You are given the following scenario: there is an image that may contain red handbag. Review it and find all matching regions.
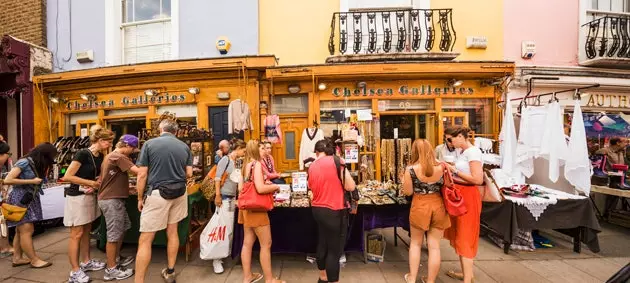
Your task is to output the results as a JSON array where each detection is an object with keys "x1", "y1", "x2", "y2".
[
  {"x1": 441, "y1": 163, "x2": 468, "y2": 217},
  {"x1": 238, "y1": 162, "x2": 274, "y2": 211}
]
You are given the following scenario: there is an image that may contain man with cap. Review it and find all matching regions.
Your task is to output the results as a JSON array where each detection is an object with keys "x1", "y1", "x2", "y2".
[{"x1": 97, "y1": 134, "x2": 141, "y2": 281}]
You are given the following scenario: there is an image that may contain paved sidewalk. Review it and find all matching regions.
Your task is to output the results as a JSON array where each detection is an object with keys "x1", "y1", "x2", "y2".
[{"x1": 1, "y1": 223, "x2": 628, "y2": 283}]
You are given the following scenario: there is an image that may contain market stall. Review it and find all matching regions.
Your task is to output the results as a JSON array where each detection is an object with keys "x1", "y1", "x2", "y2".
[
  {"x1": 230, "y1": 181, "x2": 411, "y2": 260},
  {"x1": 480, "y1": 89, "x2": 602, "y2": 254}
]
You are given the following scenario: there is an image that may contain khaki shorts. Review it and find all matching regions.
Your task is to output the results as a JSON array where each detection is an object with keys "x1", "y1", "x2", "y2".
[
  {"x1": 139, "y1": 192, "x2": 187, "y2": 232},
  {"x1": 64, "y1": 194, "x2": 101, "y2": 227},
  {"x1": 98, "y1": 199, "x2": 131, "y2": 242},
  {"x1": 409, "y1": 193, "x2": 451, "y2": 231}
]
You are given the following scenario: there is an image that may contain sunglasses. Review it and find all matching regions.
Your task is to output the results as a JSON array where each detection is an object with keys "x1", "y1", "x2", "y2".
[{"x1": 446, "y1": 137, "x2": 453, "y2": 143}]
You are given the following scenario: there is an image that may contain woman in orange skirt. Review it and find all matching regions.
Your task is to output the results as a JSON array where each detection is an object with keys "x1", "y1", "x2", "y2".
[{"x1": 444, "y1": 126, "x2": 484, "y2": 283}]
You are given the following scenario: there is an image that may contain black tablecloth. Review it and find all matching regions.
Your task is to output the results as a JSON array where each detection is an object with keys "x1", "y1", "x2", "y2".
[
  {"x1": 231, "y1": 205, "x2": 410, "y2": 258},
  {"x1": 481, "y1": 198, "x2": 602, "y2": 253}
]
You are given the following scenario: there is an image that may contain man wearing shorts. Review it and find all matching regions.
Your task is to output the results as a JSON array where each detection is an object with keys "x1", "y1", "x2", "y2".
[
  {"x1": 98, "y1": 134, "x2": 141, "y2": 281},
  {"x1": 134, "y1": 120, "x2": 192, "y2": 283}
]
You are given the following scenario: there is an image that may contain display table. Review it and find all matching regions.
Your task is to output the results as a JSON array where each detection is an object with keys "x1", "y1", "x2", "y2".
[
  {"x1": 230, "y1": 204, "x2": 410, "y2": 259},
  {"x1": 481, "y1": 198, "x2": 601, "y2": 254},
  {"x1": 97, "y1": 188, "x2": 209, "y2": 261}
]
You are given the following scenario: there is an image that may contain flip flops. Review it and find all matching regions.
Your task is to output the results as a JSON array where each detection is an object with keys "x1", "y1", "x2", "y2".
[
  {"x1": 446, "y1": 270, "x2": 464, "y2": 280},
  {"x1": 12, "y1": 261, "x2": 30, "y2": 267},
  {"x1": 30, "y1": 262, "x2": 52, "y2": 269},
  {"x1": 250, "y1": 273, "x2": 263, "y2": 283}
]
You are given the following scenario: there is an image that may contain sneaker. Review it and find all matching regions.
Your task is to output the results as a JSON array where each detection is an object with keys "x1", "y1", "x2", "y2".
[
  {"x1": 104, "y1": 265, "x2": 134, "y2": 281},
  {"x1": 80, "y1": 259, "x2": 106, "y2": 272},
  {"x1": 68, "y1": 269, "x2": 90, "y2": 283},
  {"x1": 213, "y1": 259, "x2": 224, "y2": 274},
  {"x1": 117, "y1": 255, "x2": 134, "y2": 267},
  {"x1": 161, "y1": 268, "x2": 177, "y2": 283},
  {"x1": 340, "y1": 254, "x2": 347, "y2": 263}
]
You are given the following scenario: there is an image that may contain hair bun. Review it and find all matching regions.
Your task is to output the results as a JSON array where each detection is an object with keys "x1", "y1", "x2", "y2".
[{"x1": 90, "y1": 125, "x2": 103, "y2": 135}]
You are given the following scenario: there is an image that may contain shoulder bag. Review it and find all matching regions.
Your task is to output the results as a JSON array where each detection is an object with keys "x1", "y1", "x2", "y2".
[
  {"x1": 333, "y1": 156, "x2": 359, "y2": 214},
  {"x1": 200, "y1": 159, "x2": 230, "y2": 201},
  {"x1": 440, "y1": 162, "x2": 467, "y2": 217},
  {"x1": 1, "y1": 159, "x2": 41, "y2": 222},
  {"x1": 237, "y1": 161, "x2": 273, "y2": 211}
]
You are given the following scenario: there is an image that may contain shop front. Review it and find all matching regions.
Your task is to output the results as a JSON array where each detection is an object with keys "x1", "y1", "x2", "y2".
[
  {"x1": 263, "y1": 62, "x2": 514, "y2": 180},
  {"x1": 31, "y1": 55, "x2": 275, "y2": 260}
]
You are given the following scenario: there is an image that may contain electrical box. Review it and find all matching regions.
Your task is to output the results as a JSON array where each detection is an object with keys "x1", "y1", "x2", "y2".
[
  {"x1": 76, "y1": 50, "x2": 94, "y2": 63},
  {"x1": 521, "y1": 41, "x2": 536, "y2": 59}
]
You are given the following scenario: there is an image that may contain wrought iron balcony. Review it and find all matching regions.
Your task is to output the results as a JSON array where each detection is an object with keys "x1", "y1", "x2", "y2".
[
  {"x1": 582, "y1": 14, "x2": 630, "y2": 67},
  {"x1": 328, "y1": 9, "x2": 456, "y2": 56}
]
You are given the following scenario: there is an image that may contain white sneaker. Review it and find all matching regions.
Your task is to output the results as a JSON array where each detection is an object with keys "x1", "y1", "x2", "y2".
[
  {"x1": 68, "y1": 269, "x2": 90, "y2": 283},
  {"x1": 340, "y1": 254, "x2": 347, "y2": 263},
  {"x1": 104, "y1": 265, "x2": 134, "y2": 281},
  {"x1": 213, "y1": 259, "x2": 224, "y2": 274},
  {"x1": 80, "y1": 259, "x2": 106, "y2": 271}
]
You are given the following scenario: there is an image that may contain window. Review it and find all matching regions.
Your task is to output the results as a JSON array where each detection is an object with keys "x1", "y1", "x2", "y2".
[
  {"x1": 442, "y1": 99, "x2": 493, "y2": 135},
  {"x1": 123, "y1": 0, "x2": 172, "y2": 64},
  {"x1": 285, "y1": 132, "x2": 296, "y2": 159},
  {"x1": 271, "y1": 95, "x2": 309, "y2": 114},
  {"x1": 591, "y1": 0, "x2": 630, "y2": 13}
]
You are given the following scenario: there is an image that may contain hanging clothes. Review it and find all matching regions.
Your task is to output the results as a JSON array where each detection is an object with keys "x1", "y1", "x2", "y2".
[
  {"x1": 538, "y1": 101, "x2": 569, "y2": 183},
  {"x1": 299, "y1": 127, "x2": 325, "y2": 170},
  {"x1": 264, "y1": 115, "x2": 282, "y2": 144},
  {"x1": 565, "y1": 100, "x2": 592, "y2": 195},
  {"x1": 228, "y1": 99, "x2": 253, "y2": 134},
  {"x1": 515, "y1": 106, "x2": 547, "y2": 178}
]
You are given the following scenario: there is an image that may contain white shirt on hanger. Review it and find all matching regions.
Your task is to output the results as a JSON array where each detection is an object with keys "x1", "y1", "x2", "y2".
[
  {"x1": 228, "y1": 99, "x2": 253, "y2": 133},
  {"x1": 299, "y1": 127, "x2": 325, "y2": 170}
]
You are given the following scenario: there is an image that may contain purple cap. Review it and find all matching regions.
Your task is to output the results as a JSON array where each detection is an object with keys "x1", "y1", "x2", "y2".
[{"x1": 120, "y1": 134, "x2": 139, "y2": 148}]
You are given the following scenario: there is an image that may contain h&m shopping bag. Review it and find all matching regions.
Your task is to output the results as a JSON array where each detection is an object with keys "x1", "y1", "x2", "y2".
[{"x1": 199, "y1": 200, "x2": 235, "y2": 260}]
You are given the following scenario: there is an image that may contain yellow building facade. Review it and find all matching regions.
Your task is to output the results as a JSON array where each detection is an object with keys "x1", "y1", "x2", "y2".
[{"x1": 259, "y1": 0, "x2": 504, "y2": 65}]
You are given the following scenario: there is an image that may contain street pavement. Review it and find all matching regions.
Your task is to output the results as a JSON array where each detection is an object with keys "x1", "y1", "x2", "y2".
[{"x1": 1, "y1": 222, "x2": 628, "y2": 282}]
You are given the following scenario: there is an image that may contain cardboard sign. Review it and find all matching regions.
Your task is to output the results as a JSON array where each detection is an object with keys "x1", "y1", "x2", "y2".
[{"x1": 291, "y1": 172, "x2": 308, "y2": 192}]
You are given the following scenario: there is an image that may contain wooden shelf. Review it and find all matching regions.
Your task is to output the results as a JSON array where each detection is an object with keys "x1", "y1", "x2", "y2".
[{"x1": 361, "y1": 152, "x2": 376, "y2": 155}]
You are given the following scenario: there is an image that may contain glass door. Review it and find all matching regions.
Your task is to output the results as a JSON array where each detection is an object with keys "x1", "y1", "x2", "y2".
[
  {"x1": 75, "y1": 120, "x2": 98, "y2": 137},
  {"x1": 380, "y1": 114, "x2": 437, "y2": 145},
  {"x1": 438, "y1": 112, "x2": 469, "y2": 144}
]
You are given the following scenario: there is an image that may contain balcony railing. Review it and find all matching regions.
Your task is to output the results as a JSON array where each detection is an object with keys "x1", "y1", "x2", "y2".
[
  {"x1": 328, "y1": 9, "x2": 456, "y2": 56},
  {"x1": 583, "y1": 14, "x2": 630, "y2": 61}
]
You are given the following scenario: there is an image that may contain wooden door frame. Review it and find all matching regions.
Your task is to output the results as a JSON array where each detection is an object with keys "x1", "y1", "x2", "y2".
[
  {"x1": 75, "y1": 119, "x2": 99, "y2": 137},
  {"x1": 438, "y1": 111, "x2": 469, "y2": 144}
]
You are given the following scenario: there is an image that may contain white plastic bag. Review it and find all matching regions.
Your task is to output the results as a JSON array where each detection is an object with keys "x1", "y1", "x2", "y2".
[{"x1": 200, "y1": 199, "x2": 235, "y2": 260}]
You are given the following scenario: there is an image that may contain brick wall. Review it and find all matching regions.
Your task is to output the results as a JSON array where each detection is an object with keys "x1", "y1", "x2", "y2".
[{"x1": 0, "y1": 0, "x2": 46, "y2": 47}]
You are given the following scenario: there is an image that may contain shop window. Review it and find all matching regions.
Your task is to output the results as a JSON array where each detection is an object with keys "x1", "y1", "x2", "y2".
[
  {"x1": 271, "y1": 95, "x2": 308, "y2": 114},
  {"x1": 285, "y1": 131, "x2": 296, "y2": 159},
  {"x1": 442, "y1": 99, "x2": 493, "y2": 135},
  {"x1": 566, "y1": 111, "x2": 630, "y2": 155},
  {"x1": 123, "y1": 0, "x2": 172, "y2": 64},
  {"x1": 157, "y1": 104, "x2": 198, "y2": 117},
  {"x1": 378, "y1": 99, "x2": 434, "y2": 111},
  {"x1": 105, "y1": 108, "x2": 148, "y2": 116},
  {"x1": 320, "y1": 100, "x2": 371, "y2": 135}
]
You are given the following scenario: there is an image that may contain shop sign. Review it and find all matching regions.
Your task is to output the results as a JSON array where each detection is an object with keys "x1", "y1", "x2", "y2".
[
  {"x1": 344, "y1": 143, "x2": 359, "y2": 164},
  {"x1": 332, "y1": 85, "x2": 474, "y2": 97},
  {"x1": 586, "y1": 94, "x2": 630, "y2": 108},
  {"x1": 291, "y1": 172, "x2": 308, "y2": 192},
  {"x1": 66, "y1": 93, "x2": 188, "y2": 111}
]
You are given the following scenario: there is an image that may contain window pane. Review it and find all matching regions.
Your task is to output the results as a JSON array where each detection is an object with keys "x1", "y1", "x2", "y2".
[
  {"x1": 378, "y1": 99, "x2": 434, "y2": 111},
  {"x1": 612, "y1": 0, "x2": 624, "y2": 12},
  {"x1": 124, "y1": 0, "x2": 134, "y2": 23},
  {"x1": 162, "y1": 0, "x2": 171, "y2": 17},
  {"x1": 320, "y1": 100, "x2": 371, "y2": 124},
  {"x1": 271, "y1": 95, "x2": 308, "y2": 114},
  {"x1": 285, "y1": 132, "x2": 296, "y2": 159},
  {"x1": 134, "y1": 0, "x2": 163, "y2": 21},
  {"x1": 442, "y1": 99, "x2": 493, "y2": 135},
  {"x1": 124, "y1": 21, "x2": 172, "y2": 64}
]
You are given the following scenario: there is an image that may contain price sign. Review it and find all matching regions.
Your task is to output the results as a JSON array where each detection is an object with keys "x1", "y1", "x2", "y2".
[
  {"x1": 291, "y1": 172, "x2": 308, "y2": 192},
  {"x1": 344, "y1": 143, "x2": 359, "y2": 164}
]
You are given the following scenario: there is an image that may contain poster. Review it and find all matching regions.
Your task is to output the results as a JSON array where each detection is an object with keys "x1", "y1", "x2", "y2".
[
  {"x1": 357, "y1": 109, "x2": 373, "y2": 121},
  {"x1": 291, "y1": 172, "x2": 308, "y2": 192},
  {"x1": 344, "y1": 143, "x2": 359, "y2": 164}
]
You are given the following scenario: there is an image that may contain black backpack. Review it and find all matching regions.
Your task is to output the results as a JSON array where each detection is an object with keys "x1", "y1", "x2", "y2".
[{"x1": 333, "y1": 156, "x2": 359, "y2": 214}]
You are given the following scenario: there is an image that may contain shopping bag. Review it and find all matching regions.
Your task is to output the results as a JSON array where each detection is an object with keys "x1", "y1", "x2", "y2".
[{"x1": 199, "y1": 200, "x2": 234, "y2": 260}]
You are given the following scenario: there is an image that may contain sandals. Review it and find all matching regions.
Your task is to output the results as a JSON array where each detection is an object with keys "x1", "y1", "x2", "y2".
[
  {"x1": 249, "y1": 273, "x2": 263, "y2": 283},
  {"x1": 404, "y1": 273, "x2": 413, "y2": 283},
  {"x1": 446, "y1": 270, "x2": 464, "y2": 280},
  {"x1": 12, "y1": 260, "x2": 30, "y2": 267},
  {"x1": 30, "y1": 262, "x2": 52, "y2": 269}
]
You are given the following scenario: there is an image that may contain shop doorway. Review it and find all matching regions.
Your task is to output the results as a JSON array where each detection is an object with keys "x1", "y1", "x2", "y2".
[
  {"x1": 107, "y1": 118, "x2": 145, "y2": 145},
  {"x1": 439, "y1": 112, "x2": 469, "y2": 144},
  {"x1": 380, "y1": 114, "x2": 436, "y2": 145},
  {"x1": 208, "y1": 106, "x2": 244, "y2": 147},
  {"x1": 276, "y1": 117, "x2": 308, "y2": 173}
]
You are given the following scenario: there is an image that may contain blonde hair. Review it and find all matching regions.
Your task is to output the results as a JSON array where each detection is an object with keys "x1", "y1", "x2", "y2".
[
  {"x1": 89, "y1": 125, "x2": 115, "y2": 144},
  {"x1": 410, "y1": 139, "x2": 438, "y2": 177},
  {"x1": 245, "y1": 140, "x2": 261, "y2": 162}
]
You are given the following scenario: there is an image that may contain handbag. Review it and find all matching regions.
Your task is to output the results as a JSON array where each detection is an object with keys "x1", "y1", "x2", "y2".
[
  {"x1": 200, "y1": 159, "x2": 230, "y2": 201},
  {"x1": 477, "y1": 168, "x2": 504, "y2": 203},
  {"x1": 1, "y1": 158, "x2": 41, "y2": 222},
  {"x1": 237, "y1": 162, "x2": 274, "y2": 211},
  {"x1": 440, "y1": 162, "x2": 467, "y2": 217}
]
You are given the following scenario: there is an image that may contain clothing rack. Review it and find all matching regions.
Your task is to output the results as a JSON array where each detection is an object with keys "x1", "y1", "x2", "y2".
[{"x1": 496, "y1": 84, "x2": 600, "y2": 104}]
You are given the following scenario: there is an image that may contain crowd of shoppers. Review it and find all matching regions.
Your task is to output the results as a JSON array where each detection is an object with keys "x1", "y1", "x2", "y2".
[{"x1": 0, "y1": 122, "x2": 485, "y2": 283}]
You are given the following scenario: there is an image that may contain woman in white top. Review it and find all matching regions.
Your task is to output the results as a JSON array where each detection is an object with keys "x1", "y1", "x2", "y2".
[{"x1": 443, "y1": 126, "x2": 484, "y2": 283}]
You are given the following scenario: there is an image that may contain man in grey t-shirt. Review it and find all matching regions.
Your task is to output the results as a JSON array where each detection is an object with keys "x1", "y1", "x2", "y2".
[{"x1": 134, "y1": 120, "x2": 192, "y2": 283}]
